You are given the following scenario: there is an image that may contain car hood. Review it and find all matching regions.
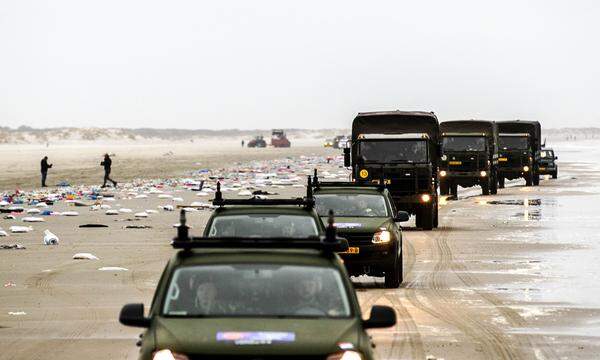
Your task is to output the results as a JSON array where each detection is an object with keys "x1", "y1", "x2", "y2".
[
  {"x1": 322, "y1": 216, "x2": 391, "y2": 233},
  {"x1": 153, "y1": 317, "x2": 360, "y2": 356}
]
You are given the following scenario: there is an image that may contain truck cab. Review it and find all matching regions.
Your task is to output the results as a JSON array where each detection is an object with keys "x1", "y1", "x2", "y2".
[
  {"x1": 496, "y1": 120, "x2": 542, "y2": 188},
  {"x1": 439, "y1": 120, "x2": 499, "y2": 196},
  {"x1": 346, "y1": 111, "x2": 440, "y2": 230}
]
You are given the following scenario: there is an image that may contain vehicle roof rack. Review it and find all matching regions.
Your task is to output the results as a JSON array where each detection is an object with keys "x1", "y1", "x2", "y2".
[
  {"x1": 311, "y1": 169, "x2": 385, "y2": 190},
  {"x1": 212, "y1": 180, "x2": 314, "y2": 208},
  {"x1": 172, "y1": 209, "x2": 348, "y2": 253}
]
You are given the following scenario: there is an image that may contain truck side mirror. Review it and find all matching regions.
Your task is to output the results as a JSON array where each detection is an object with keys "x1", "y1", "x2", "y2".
[
  {"x1": 394, "y1": 211, "x2": 410, "y2": 222},
  {"x1": 119, "y1": 303, "x2": 151, "y2": 328},
  {"x1": 363, "y1": 305, "x2": 396, "y2": 329},
  {"x1": 343, "y1": 148, "x2": 351, "y2": 168}
]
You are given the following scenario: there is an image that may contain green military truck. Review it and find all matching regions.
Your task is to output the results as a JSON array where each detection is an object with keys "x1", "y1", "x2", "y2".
[
  {"x1": 119, "y1": 210, "x2": 397, "y2": 360},
  {"x1": 496, "y1": 120, "x2": 542, "y2": 187},
  {"x1": 439, "y1": 120, "x2": 499, "y2": 196},
  {"x1": 344, "y1": 111, "x2": 440, "y2": 230}
]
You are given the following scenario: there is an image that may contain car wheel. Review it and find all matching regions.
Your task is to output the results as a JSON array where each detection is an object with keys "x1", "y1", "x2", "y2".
[
  {"x1": 498, "y1": 176, "x2": 505, "y2": 189},
  {"x1": 552, "y1": 170, "x2": 558, "y2": 179},
  {"x1": 385, "y1": 255, "x2": 402, "y2": 288}
]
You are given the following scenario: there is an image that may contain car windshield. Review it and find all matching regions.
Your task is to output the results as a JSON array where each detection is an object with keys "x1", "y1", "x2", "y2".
[
  {"x1": 163, "y1": 265, "x2": 351, "y2": 318},
  {"x1": 207, "y1": 214, "x2": 319, "y2": 238},
  {"x1": 358, "y1": 140, "x2": 428, "y2": 163},
  {"x1": 540, "y1": 150, "x2": 554, "y2": 159},
  {"x1": 314, "y1": 194, "x2": 389, "y2": 217},
  {"x1": 499, "y1": 136, "x2": 529, "y2": 150},
  {"x1": 442, "y1": 136, "x2": 486, "y2": 152}
]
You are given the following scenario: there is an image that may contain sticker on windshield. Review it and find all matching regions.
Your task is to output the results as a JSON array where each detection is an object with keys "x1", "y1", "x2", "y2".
[
  {"x1": 334, "y1": 222, "x2": 363, "y2": 229},
  {"x1": 217, "y1": 331, "x2": 296, "y2": 345}
]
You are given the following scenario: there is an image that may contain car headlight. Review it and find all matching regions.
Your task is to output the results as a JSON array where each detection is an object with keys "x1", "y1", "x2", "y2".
[
  {"x1": 421, "y1": 194, "x2": 431, "y2": 202},
  {"x1": 153, "y1": 350, "x2": 189, "y2": 360},
  {"x1": 523, "y1": 166, "x2": 529, "y2": 172},
  {"x1": 480, "y1": 170, "x2": 487, "y2": 177},
  {"x1": 439, "y1": 170, "x2": 447, "y2": 177},
  {"x1": 441, "y1": 155, "x2": 447, "y2": 161},
  {"x1": 327, "y1": 351, "x2": 364, "y2": 360},
  {"x1": 372, "y1": 230, "x2": 391, "y2": 244}
]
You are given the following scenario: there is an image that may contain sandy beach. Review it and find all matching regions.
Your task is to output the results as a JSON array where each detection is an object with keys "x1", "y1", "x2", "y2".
[{"x1": 1, "y1": 140, "x2": 599, "y2": 359}]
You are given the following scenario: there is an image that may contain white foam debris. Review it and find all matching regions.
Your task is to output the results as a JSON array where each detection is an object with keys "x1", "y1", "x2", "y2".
[
  {"x1": 158, "y1": 194, "x2": 173, "y2": 199},
  {"x1": 60, "y1": 211, "x2": 79, "y2": 216},
  {"x1": 119, "y1": 208, "x2": 132, "y2": 213},
  {"x1": 145, "y1": 209, "x2": 159, "y2": 214},
  {"x1": 43, "y1": 230, "x2": 59, "y2": 245},
  {"x1": 105, "y1": 209, "x2": 119, "y2": 215},
  {"x1": 10, "y1": 226, "x2": 33, "y2": 233},
  {"x1": 134, "y1": 212, "x2": 149, "y2": 218},
  {"x1": 23, "y1": 217, "x2": 44, "y2": 222},
  {"x1": 72, "y1": 253, "x2": 99, "y2": 260},
  {"x1": 134, "y1": 194, "x2": 148, "y2": 199},
  {"x1": 172, "y1": 197, "x2": 184, "y2": 202},
  {"x1": 26, "y1": 208, "x2": 41, "y2": 214},
  {"x1": 8, "y1": 311, "x2": 27, "y2": 316},
  {"x1": 98, "y1": 266, "x2": 128, "y2": 271},
  {"x1": 100, "y1": 204, "x2": 112, "y2": 209},
  {"x1": 35, "y1": 202, "x2": 49, "y2": 208},
  {"x1": 0, "y1": 200, "x2": 9, "y2": 206},
  {"x1": 196, "y1": 192, "x2": 209, "y2": 197},
  {"x1": 160, "y1": 204, "x2": 174, "y2": 211},
  {"x1": 0, "y1": 229, "x2": 8, "y2": 237}
]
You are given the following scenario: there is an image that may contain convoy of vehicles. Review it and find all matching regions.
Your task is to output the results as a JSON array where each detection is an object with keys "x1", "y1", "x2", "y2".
[
  {"x1": 439, "y1": 120, "x2": 499, "y2": 196},
  {"x1": 345, "y1": 111, "x2": 440, "y2": 230},
  {"x1": 312, "y1": 173, "x2": 409, "y2": 288},
  {"x1": 120, "y1": 114, "x2": 555, "y2": 359},
  {"x1": 271, "y1": 129, "x2": 291, "y2": 147},
  {"x1": 496, "y1": 120, "x2": 542, "y2": 187},
  {"x1": 247, "y1": 135, "x2": 267, "y2": 148}
]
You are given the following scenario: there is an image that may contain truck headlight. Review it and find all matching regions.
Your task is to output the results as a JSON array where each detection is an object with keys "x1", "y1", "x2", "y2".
[
  {"x1": 523, "y1": 166, "x2": 530, "y2": 172},
  {"x1": 439, "y1": 170, "x2": 447, "y2": 177},
  {"x1": 372, "y1": 230, "x2": 391, "y2": 244},
  {"x1": 421, "y1": 194, "x2": 431, "y2": 202},
  {"x1": 153, "y1": 350, "x2": 189, "y2": 360},
  {"x1": 480, "y1": 171, "x2": 487, "y2": 177},
  {"x1": 327, "y1": 351, "x2": 364, "y2": 360}
]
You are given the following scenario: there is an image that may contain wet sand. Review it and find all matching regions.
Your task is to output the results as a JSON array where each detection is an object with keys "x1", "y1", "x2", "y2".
[{"x1": 1, "y1": 141, "x2": 599, "y2": 359}]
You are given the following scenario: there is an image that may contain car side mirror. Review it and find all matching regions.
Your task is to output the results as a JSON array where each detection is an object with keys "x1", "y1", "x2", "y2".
[
  {"x1": 343, "y1": 148, "x2": 351, "y2": 168},
  {"x1": 363, "y1": 305, "x2": 396, "y2": 329},
  {"x1": 394, "y1": 211, "x2": 410, "y2": 222},
  {"x1": 119, "y1": 303, "x2": 151, "y2": 328}
]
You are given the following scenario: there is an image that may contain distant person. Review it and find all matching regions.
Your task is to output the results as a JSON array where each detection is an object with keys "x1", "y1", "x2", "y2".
[
  {"x1": 241, "y1": 140, "x2": 245, "y2": 147},
  {"x1": 40, "y1": 156, "x2": 52, "y2": 187},
  {"x1": 100, "y1": 154, "x2": 118, "y2": 188}
]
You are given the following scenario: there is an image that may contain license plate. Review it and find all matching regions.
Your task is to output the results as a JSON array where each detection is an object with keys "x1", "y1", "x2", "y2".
[
  {"x1": 448, "y1": 161, "x2": 462, "y2": 165},
  {"x1": 539, "y1": 167, "x2": 546, "y2": 171},
  {"x1": 499, "y1": 157, "x2": 508, "y2": 162},
  {"x1": 342, "y1": 247, "x2": 360, "y2": 254}
]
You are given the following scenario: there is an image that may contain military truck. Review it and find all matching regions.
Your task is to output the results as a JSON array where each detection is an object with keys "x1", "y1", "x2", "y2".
[
  {"x1": 439, "y1": 120, "x2": 499, "y2": 196},
  {"x1": 496, "y1": 120, "x2": 542, "y2": 187},
  {"x1": 271, "y1": 129, "x2": 291, "y2": 147},
  {"x1": 344, "y1": 111, "x2": 440, "y2": 230}
]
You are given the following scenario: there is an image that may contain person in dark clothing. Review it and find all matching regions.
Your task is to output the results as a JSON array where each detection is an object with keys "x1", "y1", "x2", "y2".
[
  {"x1": 100, "y1": 154, "x2": 118, "y2": 188},
  {"x1": 40, "y1": 156, "x2": 52, "y2": 187}
]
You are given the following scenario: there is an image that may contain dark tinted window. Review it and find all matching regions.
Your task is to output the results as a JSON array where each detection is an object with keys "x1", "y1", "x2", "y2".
[
  {"x1": 442, "y1": 136, "x2": 486, "y2": 152},
  {"x1": 358, "y1": 140, "x2": 428, "y2": 163},
  {"x1": 499, "y1": 136, "x2": 529, "y2": 150},
  {"x1": 314, "y1": 194, "x2": 389, "y2": 217},
  {"x1": 208, "y1": 214, "x2": 319, "y2": 237}
]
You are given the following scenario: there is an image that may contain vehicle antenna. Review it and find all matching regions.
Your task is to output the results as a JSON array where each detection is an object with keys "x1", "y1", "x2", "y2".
[
  {"x1": 177, "y1": 209, "x2": 189, "y2": 241},
  {"x1": 306, "y1": 175, "x2": 313, "y2": 199},
  {"x1": 325, "y1": 209, "x2": 336, "y2": 243},
  {"x1": 215, "y1": 181, "x2": 222, "y2": 203}
]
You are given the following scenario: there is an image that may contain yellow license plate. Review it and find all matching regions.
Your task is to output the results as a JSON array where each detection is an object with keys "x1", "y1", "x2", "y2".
[
  {"x1": 448, "y1": 161, "x2": 462, "y2": 165},
  {"x1": 539, "y1": 167, "x2": 546, "y2": 171},
  {"x1": 499, "y1": 157, "x2": 508, "y2": 162},
  {"x1": 342, "y1": 247, "x2": 360, "y2": 254}
]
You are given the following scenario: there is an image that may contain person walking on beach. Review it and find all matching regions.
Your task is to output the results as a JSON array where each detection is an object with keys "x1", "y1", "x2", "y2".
[
  {"x1": 40, "y1": 156, "x2": 52, "y2": 187},
  {"x1": 101, "y1": 154, "x2": 118, "y2": 188}
]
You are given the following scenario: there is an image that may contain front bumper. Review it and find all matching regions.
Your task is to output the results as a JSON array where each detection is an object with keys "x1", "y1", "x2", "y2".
[
  {"x1": 538, "y1": 164, "x2": 557, "y2": 174},
  {"x1": 340, "y1": 242, "x2": 397, "y2": 275}
]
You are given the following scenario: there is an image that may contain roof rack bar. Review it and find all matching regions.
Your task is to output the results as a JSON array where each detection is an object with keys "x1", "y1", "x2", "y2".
[
  {"x1": 172, "y1": 237, "x2": 347, "y2": 252},
  {"x1": 213, "y1": 198, "x2": 310, "y2": 206}
]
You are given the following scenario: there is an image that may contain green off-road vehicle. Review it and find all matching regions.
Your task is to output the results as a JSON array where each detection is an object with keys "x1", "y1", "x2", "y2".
[
  {"x1": 311, "y1": 172, "x2": 409, "y2": 288},
  {"x1": 119, "y1": 211, "x2": 397, "y2": 359},
  {"x1": 538, "y1": 148, "x2": 558, "y2": 179}
]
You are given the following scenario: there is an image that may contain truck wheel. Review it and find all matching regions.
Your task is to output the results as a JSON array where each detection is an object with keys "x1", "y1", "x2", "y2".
[
  {"x1": 440, "y1": 180, "x2": 449, "y2": 195},
  {"x1": 418, "y1": 203, "x2": 434, "y2": 230},
  {"x1": 490, "y1": 171, "x2": 498, "y2": 195},
  {"x1": 384, "y1": 254, "x2": 402, "y2": 288},
  {"x1": 450, "y1": 182, "x2": 458, "y2": 197},
  {"x1": 433, "y1": 201, "x2": 439, "y2": 228},
  {"x1": 552, "y1": 170, "x2": 558, "y2": 179},
  {"x1": 498, "y1": 176, "x2": 505, "y2": 189},
  {"x1": 481, "y1": 178, "x2": 490, "y2": 195},
  {"x1": 525, "y1": 173, "x2": 533, "y2": 186},
  {"x1": 533, "y1": 172, "x2": 540, "y2": 186}
]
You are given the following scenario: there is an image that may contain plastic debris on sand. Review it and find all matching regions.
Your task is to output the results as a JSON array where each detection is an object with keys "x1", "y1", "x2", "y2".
[
  {"x1": 73, "y1": 253, "x2": 99, "y2": 260},
  {"x1": 43, "y1": 229, "x2": 59, "y2": 245}
]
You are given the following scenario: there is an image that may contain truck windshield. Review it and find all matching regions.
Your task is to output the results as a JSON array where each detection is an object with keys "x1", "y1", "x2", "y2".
[
  {"x1": 442, "y1": 136, "x2": 486, "y2": 152},
  {"x1": 207, "y1": 214, "x2": 319, "y2": 238},
  {"x1": 163, "y1": 265, "x2": 351, "y2": 318},
  {"x1": 358, "y1": 140, "x2": 428, "y2": 163},
  {"x1": 499, "y1": 136, "x2": 529, "y2": 150},
  {"x1": 314, "y1": 194, "x2": 389, "y2": 217}
]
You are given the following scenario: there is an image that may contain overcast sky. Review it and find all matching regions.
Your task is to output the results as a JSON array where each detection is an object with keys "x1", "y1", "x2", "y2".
[{"x1": 1, "y1": 1, "x2": 598, "y2": 129}]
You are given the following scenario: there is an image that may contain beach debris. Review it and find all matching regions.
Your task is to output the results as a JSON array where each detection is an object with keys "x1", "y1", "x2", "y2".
[
  {"x1": 105, "y1": 209, "x2": 119, "y2": 215},
  {"x1": 43, "y1": 229, "x2": 59, "y2": 245},
  {"x1": 35, "y1": 202, "x2": 49, "y2": 208},
  {"x1": 79, "y1": 224, "x2": 109, "y2": 228},
  {"x1": 3, "y1": 282, "x2": 16, "y2": 287},
  {"x1": 172, "y1": 197, "x2": 184, "y2": 202},
  {"x1": 72, "y1": 253, "x2": 99, "y2": 260},
  {"x1": 23, "y1": 217, "x2": 44, "y2": 222},
  {"x1": 3, "y1": 215, "x2": 15, "y2": 220},
  {"x1": 60, "y1": 211, "x2": 79, "y2": 216},
  {"x1": 10, "y1": 226, "x2": 33, "y2": 233},
  {"x1": 0, "y1": 228, "x2": 8, "y2": 237},
  {"x1": 158, "y1": 194, "x2": 173, "y2": 199},
  {"x1": 98, "y1": 266, "x2": 128, "y2": 271},
  {"x1": 8, "y1": 311, "x2": 27, "y2": 316},
  {"x1": 124, "y1": 225, "x2": 152, "y2": 229},
  {"x1": 134, "y1": 212, "x2": 149, "y2": 218},
  {"x1": 26, "y1": 208, "x2": 41, "y2": 214},
  {"x1": 119, "y1": 208, "x2": 133, "y2": 213},
  {"x1": 160, "y1": 204, "x2": 174, "y2": 211},
  {"x1": 145, "y1": 209, "x2": 158, "y2": 214},
  {"x1": 135, "y1": 194, "x2": 148, "y2": 199},
  {"x1": 1, "y1": 244, "x2": 26, "y2": 250}
]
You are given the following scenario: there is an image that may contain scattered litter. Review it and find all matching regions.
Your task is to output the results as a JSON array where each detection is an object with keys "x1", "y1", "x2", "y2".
[
  {"x1": 79, "y1": 224, "x2": 109, "y2": 228},
  {"x1": 172, "y1": 197, "x2": 184, "y2": 202},
  {"x1": 35, "y1": 202, "x2": 49, "y2": 208},
  {"x1": 124, "y1": 225, "x2": 153, "y2": 229},
  {"x1": 3, "y1": 215, "x2": 15, "y2": 220},
  {"x1": 160, "y1": 205, "x2": 174, "y2": 211},
  {"x1": 98, "y1": 267, "x2": 128, "y2": 271},
  {"x1": 43, "y1": 229, "x2": 59, "y2": 245},
  {"x1": 23, "y1": 217, "x2": 44, "y2": 222},
  {"x1": 158, "y1": 194, "x2": 173, "y2": 199},
  {"x1": 4, "y1": 282, "x2": 16, "y2": 287},
  {"x1": 8, "y1": 311, "x2": 27, "y2": 316},
  {"x1": 105, "y1": 210, "x2": 119, "y2": 215},
  {"x1": 1, "y1": 244, "x2": 26, "y2": 250},
  {"x1": 119, "y1": 208, "x2": 132, "y2": 213},
  {"x1": 145, "y1": 209, "x2": 158, "y2": 214},
  {"x1": 0, "y1": 229, "x2": 8, "y2": 237},
  {"x1": 26, "y1": 208, "x2": 41, "y2": 214},
  {"x1": 72, "y1": 253, "x2": 99, "y2": 260},
  {"x1": 10, "y1": 226, "x2": 33, "y2": 233},
  {"x1": 134, "y1": 194, "x2": 148, "y2": 199},
  {"x1": 60, "y1": 211, "x2": 79, "y2": 216},
  {"x1": 134, "y1": 212, "x2": 149, "y2": 218}
]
